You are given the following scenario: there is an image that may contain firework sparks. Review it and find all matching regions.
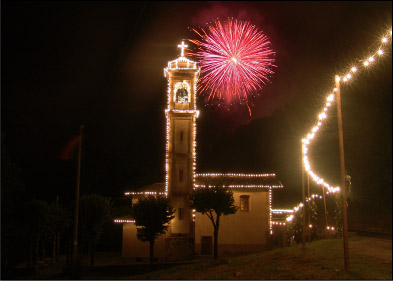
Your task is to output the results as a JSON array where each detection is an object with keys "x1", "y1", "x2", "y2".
[{"x1": 189, "y1": 19, "x2": 276, "y2": 115}]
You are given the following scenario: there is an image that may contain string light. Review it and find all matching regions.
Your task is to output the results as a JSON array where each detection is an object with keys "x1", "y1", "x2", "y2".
[
  {"x1": 194, "y1": 184, "x2": 283, "y2": 188},
  {"x1": 196, "y1": 173, "x2": 278, "y2": 178},
  {"x1": 269, "y1": 188, "x2": 273, "y2": 234},
  {"x1": 114, "y1": 219, "x2": 135, "y2": 224},
  {"x1": 271, "y1": 221, "x2": 286, "y2": 226},
  {"x1": 301, "y1": 27, "x2": 391, "y2": 194},
  {"x1": 125, "y1": 191, "x2": 166, "y2": 196},
  {"x1": 271, "y1": 209, "x2": 294, "y2": 214}
]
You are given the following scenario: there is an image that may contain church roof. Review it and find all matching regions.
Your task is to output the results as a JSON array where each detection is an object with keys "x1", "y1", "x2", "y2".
[
  {"x1": 195, "y1": 173, "x2": 283, "y2": 190},
  {"x1": 123, "y1": 173, "x2": 283, "y2": 197},
  {"x1": 124, "y1": 182, "x2": 166, "y2": 196}
]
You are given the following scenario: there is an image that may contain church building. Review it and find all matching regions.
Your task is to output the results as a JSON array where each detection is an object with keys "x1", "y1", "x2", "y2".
[{"x1": 115, "y1": 41, "x2": 284, "y2": 261}]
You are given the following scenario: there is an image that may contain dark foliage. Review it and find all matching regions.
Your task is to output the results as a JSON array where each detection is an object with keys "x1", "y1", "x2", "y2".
[
  {"x1": 131, "y1": 195, "x2": 174, "y2": 264},
  {"x1": 189, "y1": 185, "x2": 238, "y2": 259}
]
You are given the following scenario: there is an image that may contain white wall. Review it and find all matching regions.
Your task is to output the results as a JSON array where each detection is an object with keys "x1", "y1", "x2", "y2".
[
  {"x1": 122, "y1": 223, "x2": 166, "y2": 259},
  {"x1": 194, "y1": 190, "x2": 270, "y2": 254}
]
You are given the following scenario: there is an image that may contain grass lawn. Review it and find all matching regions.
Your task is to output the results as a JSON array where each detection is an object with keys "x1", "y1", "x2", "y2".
[{"x1": 30, "y1": 236, "x2": 391, "y2": 280}]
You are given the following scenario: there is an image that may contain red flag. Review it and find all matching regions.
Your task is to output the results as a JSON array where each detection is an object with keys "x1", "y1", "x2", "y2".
[{"x1": 58, "y1": 135, "x2": 81, "y2": 161}]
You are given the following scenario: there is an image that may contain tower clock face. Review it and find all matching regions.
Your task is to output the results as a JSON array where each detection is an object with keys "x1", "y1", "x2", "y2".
[{"x1": 175, "y1": 85, "x2": 189, "y2": 103}]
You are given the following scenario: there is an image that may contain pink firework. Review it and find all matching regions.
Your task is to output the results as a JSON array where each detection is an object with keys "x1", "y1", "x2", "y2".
[{"x1": 189, "y1": 19, "x2": 276, "y2": 114}]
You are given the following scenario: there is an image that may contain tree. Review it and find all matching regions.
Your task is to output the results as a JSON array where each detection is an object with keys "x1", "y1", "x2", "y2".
[
  {"x1": 1, "y1": 140, "x2": 29, "y2": 271},
  {"x1": 131, "y1": 195, "x2": 174, "y2": 265},
  {"x1": 23, "y1": 200, "x2": 52, "y2": 272},
  {"x1": 189, "y1": 185, "x2": 238, "y2": 259},
  {"x1": 78, "y1": 194, "x2": 112, "y2": 267},
  {"x1": 47, "y1": 202, "x2": 72, "y2": 262}
]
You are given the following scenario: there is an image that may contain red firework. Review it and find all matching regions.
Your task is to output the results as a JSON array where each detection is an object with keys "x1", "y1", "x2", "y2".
[{"x1": 189, "y1": 19, "x2": 276, "y2": 114}]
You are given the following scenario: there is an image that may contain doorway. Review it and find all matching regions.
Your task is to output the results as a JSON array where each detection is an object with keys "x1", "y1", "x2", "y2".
[{"x1": 201, "y1": 236, "x2": 212, "y2": 255}]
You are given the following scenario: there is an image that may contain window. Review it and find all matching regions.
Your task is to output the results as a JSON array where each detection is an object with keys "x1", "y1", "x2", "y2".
[
  {"x1": 179, "y1": 169, "x2": 183, "y2": 183},
  {"x1": 178, "y1": 208, "x2": 184, "y2": 220},
  {"x1": 240, "y1": 195, "x2": 250, "y2": 212}
]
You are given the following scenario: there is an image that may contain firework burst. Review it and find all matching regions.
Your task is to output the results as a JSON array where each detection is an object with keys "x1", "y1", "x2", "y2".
[{"x1": 189, "y1": 19, "x2": 276, "y2": 115}]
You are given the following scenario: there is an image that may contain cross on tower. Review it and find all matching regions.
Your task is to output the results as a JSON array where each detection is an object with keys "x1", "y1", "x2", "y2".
[{"x1": 177, "y1": 41, "x2": 188, "y2": 57}]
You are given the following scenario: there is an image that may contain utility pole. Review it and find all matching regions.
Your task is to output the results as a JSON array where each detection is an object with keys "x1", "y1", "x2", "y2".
[
  {"x1": 307, "y1": 174, "x2": 311, "y2": 242},
  {"x1": 53, "y1": 195, "x2": 59, "y2": 262},
  {"x1": 72, "y1": 125, "x2": 83, "y2": 264},
  {"x1": 323, "y1": 185, "x2": 328, "y2": 229},
  {"x1": 302, "y1": 145, "x2": 306, "y2": 249},
  {"x1": 335, "y1": 76, "x2": 349, "y2": 271}
]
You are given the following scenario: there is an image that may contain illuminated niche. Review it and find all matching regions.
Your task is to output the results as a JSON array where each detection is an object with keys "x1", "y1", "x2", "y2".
[{"x1": 174, "y1": 81, "x2": 190, "y2": 103}]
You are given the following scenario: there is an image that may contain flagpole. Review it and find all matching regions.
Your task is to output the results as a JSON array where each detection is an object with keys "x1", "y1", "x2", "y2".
[{"x1": 72, "y1": 125, "x2": 83, "y2": 264}]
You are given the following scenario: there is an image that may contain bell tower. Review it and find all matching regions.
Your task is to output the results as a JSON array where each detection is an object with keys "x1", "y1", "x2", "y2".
[{"x1": 164, "y1": 41, "x2": 199, "y2": 261}]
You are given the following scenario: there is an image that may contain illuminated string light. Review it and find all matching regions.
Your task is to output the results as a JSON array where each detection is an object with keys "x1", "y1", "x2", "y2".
[
  {"x1": 196, "y1": 173, "x2": 278, "y2": 178},
  {"x1": 194, "y1": 184, "x2": 283, "y2": 188},
  {"x1": 271, "y1": 221, "x2": 286, "y2": 226},
  {"x1": 271, "y1": 209, "x2": 294, "y2": 214},
  {"x1": 114, "y1": 219, "x2": 135, "y2": 224},
  {"x1": 301, "y1": 27, "x2": 391, "y2": 194},
  {"x1": 125, "y1": 191, "x2": 166, "y2": 196}
]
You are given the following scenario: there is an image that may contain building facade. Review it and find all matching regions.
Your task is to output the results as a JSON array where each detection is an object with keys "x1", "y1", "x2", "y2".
[{"x1": 115, "y1": 42, "x2": 284, "y2": 261}]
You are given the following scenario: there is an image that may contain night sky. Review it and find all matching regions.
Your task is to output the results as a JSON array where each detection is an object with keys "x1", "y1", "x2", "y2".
[{"x1": 2, "y1": 2, "x2": 392, "y2": 225}]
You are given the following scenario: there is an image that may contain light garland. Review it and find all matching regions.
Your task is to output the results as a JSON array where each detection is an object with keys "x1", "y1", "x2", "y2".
[
  {"x1": 165, "y1": 77, "x2": 171, "y2": 196},
  {"x1": 165, "y1": 109, "x2": 200, "y2": 117},
  {"x1": 305, "y1": 193, "x2": 323, "y2": 202},
  {"x1": 193, "y1": 111, "x2": 197, "y2": 186},
  {"x1": 302, "y1": 28, "x2": 392, "y2": 193},
  {"x1": 124, "y1": 191, "x2": 166, "y2": 196},
  {"x1": 114, "y1": 219, "x2": 135, "y2": 224},
  {"x1": 194, "y1": 184, "x2": 282, "y2": 189},
  {"x1": 269, "y1": 188, "x2": 273, "y2": 234},
  {"x1": 196, "y1": 173, "x2": 277, "y2": 178},
  {"x1": 271, "y1": 209, "x2": 294, "y2": 214},
  {"x1": 272, "y1": 221, "x2": 287, "y2": 226}
]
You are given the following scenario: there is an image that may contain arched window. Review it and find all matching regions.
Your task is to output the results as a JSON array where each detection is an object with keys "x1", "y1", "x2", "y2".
[{"x1": 174, "y1": 81, "x2": 190, "y2": 103}]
